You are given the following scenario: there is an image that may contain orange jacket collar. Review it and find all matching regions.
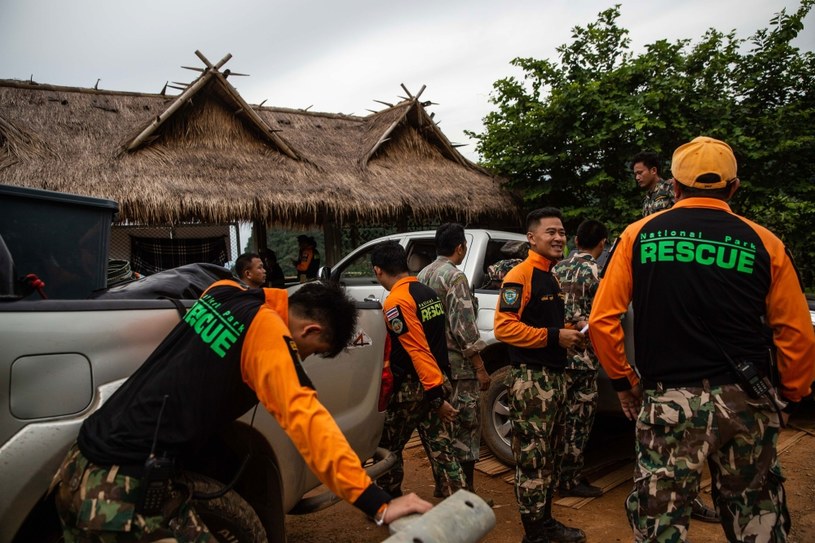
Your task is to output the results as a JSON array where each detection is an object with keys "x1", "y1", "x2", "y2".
[
  {"x1": 393, "y1": 276, "x2": 418, "y2": 290},
  {"x1": 673, "y1": 197, "x2": 732, "y2": 213},
  {"x1": 527, "y1": 249, "x2": 555, "y2": 271}
]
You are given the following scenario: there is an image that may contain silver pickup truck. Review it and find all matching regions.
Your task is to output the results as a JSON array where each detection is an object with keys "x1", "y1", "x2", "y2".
[
  {"x1": 322, "y1": 229, "x2": 634, "y2": 466},
  {"x1": 0, "y1": 244, "x2": 392, "y2": 543}
]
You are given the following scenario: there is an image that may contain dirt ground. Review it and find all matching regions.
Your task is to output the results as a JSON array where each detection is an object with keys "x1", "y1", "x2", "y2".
[{"x1": 286, "y1": 403, "x2": 815, "y2": 542}]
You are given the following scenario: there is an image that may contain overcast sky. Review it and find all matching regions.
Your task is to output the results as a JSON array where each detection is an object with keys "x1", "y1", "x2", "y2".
[{"x1": 2, "y1": 1, "x2": 812, "y2": 161}]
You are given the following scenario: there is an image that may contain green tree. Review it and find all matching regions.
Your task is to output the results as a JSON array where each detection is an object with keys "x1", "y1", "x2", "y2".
[{"x1": 471, "y1": 2, "x2": 815, "y2": 289}]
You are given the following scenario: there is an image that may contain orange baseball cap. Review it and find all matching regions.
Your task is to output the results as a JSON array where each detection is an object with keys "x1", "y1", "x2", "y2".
[{"x1": 671, "y1": 136, "x2": 737, "y2": 189}]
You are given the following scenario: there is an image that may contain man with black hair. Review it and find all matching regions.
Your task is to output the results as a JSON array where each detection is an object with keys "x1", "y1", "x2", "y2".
[
  {"x1": 53, "y1": 279, "x2": 431, "y2": 541},
  {"x1": 631, "y1": 151, "x2": 674, "y2": 217},
  {"x1": 371, "y1": 240, "x2": 468, "y2": 498},
  {"x1": 551, "y1": 219, "x2": 607, "y2": 498},
  {"x1": 259, "y1": 248, "x2": 286, "y2": 288},
  {"x1": 591, "y1": 136, "x2": 815, "y2": 542},
  {"x1": 495, "y1": 207, "x2": 588, "y2": 543},
  {"x1": 235, "y1": 252, "x2": 266, "y2": 288},
  {"x1": 418, "y1": 223, "x2": 491, "y2": 498}
]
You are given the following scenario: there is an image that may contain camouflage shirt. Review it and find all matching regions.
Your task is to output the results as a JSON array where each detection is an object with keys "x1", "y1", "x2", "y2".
[
  {"x1": 642, "y1": 177, "x2": 675, "y2": 217},
  {"x1": 552, "y1": 251, "x2": 600, "y2": 371},
  {"x1": 418, "y1": 256, "x2": 487, "y2": 379}
]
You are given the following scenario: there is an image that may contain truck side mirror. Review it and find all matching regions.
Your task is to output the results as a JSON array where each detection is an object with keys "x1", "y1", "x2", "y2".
[
  {"x1": 318, "y1": 265, "x2": 331, "y2": 282},
  {"x1": 0, "y1": 234, "x2": 23, "y2": 301}
]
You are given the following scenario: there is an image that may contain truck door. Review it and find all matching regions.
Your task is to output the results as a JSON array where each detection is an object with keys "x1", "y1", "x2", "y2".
[{"x1": 332, "y1": 242, "x2": 389, "y2": 304}]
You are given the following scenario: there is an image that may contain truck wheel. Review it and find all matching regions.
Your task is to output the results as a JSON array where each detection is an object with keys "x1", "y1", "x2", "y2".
[
  {"x1": 184, "y1": 473, "x2": 267, "y2": 543},
  {"x1": 481, "y1": 366, "x2": 515, "y2": 466}
]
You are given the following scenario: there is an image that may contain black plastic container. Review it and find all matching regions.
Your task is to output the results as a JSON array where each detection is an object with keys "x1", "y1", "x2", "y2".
[{"x1": 0, "y1": 184, "x2": 118, "y2": 299}]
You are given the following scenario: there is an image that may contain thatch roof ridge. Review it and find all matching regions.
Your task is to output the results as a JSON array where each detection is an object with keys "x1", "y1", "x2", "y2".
[
  {"x1": 0, "y1": 71, "x2": 519, "y2": 227},
  {"x1": 118, "y1": 69, "x2": 300, "y2": 160},
  {"x1": 255, "y1": 104, "x2": 366, "y2": 121},
  {"x1": 0, "y1": 78, "x2": 178, "y2": 99}
]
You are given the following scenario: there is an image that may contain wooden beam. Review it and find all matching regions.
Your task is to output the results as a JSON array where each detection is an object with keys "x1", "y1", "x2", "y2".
[
  {"x1": 400, "y1": 83, "x2": 413, "y2": 99},
  {"x1": 251, "y1": 220, "x2": 268, "y2": 254},
  {"x1": 126, "y1": 71, "x2": 215, "y2": 151},
  {"x1": 195, "y1": 50, "x2": 214, "y2": 69},
  {"x1": 322, "y1": 213, "x2": 343, "y2": 267},
  {"x1": 414, "y1": 84, "x2": 427, "y2": 100},
  {"x1": 214, "y1": 53, "x2": 233, "y2": 70}
]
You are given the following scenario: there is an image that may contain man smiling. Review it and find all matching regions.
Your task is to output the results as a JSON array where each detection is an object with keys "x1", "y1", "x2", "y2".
[{"x1": 495, "y1": 207, "x2": 587, "y2": 543}]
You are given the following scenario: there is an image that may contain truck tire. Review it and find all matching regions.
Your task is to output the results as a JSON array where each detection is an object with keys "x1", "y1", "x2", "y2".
[
  {"x1": 184, "y1": 473, "x2": 267, "y2": 543},
  {"x1": 481, "y1": 366, "x2": 515, "y2": 466}
]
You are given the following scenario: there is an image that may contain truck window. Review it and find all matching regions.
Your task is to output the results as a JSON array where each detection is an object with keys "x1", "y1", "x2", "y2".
[
  {"x1": 479, "y1": 239, "x2": 527, "y2": 290},
  {"x1": 338, "y1": 244, "x2": 382, "y2": 286},
  {"x1": 405, "y1": 239, "x2": 435, "y2": 275}
]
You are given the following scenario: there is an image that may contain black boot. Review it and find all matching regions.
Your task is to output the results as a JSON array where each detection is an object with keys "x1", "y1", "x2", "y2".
[
  {"x1": 461, "y1": 460, "x2": 495, "y2": 507},
  {"x1": 520, "y1": 516, "x2": 550, "y2": 543},
  {"x1": 462, "y1": 460, "x2": 476, "y2": 491},
  {"x1": 541, "y1": 519, "x2": 586, "y2": 543},
  {"x1": 433, "y1": 480, "x2": 444, "y2": 498},
  {"x1": 690, "y1": 496, "x2": 719, "y2": 523},
  {"x1": 558, "y1": 478, "x2": 603, "y2": 498}
]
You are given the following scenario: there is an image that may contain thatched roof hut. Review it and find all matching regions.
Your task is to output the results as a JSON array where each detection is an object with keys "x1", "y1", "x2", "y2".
[{"x1": 0, "y1": 53, "x2": 519, "y2": 261}]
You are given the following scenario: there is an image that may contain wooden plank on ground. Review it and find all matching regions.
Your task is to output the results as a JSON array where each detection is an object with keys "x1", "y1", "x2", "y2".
[
  {"x1": 790, "y1": 423, "x2": 815, "y2": 437},
  {"x1": 477, "y1": 457, "x2": 512, "y2": 476},
  {"x1": 475, "y1": 445, "x2": 513, "y2": 476},
  {"x1": 405, "y1": 431, "x2": 422, "y2": 450}
]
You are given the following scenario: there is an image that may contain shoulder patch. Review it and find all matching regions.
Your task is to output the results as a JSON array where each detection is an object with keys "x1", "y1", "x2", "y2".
[
  {"x1": 284, "y1": 335, "x2": 315, "y2": 390},
  {"x1": 385, "y1": 305, "x2": 408, "y2": 336},
  {"x1": 499, "y1": 283, "x2": 523, "y2": 312}
]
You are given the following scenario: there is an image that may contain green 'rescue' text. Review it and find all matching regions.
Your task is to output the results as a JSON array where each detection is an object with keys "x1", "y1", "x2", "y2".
[
  {"x1": 184, "y1": 295, "x2": 246, "y2": 358},
  {"x1": 639, "y1": 233, "x2": 756, "y2": 274}
]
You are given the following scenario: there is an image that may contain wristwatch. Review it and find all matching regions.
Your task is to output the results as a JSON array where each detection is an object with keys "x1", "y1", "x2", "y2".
[{"x1": 428, "y1": 396, "x2": 444, "y2": 411}]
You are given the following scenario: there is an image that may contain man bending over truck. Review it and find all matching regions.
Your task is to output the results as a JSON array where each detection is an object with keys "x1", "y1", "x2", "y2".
[{"x1": 52, "y1": 280, "x2": 431, "y2": 542}]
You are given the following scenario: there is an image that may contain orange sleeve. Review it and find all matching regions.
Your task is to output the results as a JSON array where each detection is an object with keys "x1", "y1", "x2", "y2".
[
  {"x1": 493, "y1": 263, "x2": 550, "y2": 348},
  {"x1": 240, "y1": 307, "x2": 373, "y2": 504},
  {"x1": 754, "y1": 226, "x2": 815, "y2": 402},
  {"x1": 384, "y1": 295, "x2": 445, "y2": 391},
  {"x1": 588, "y1": 229, "x2": 640, "y2": 389}
]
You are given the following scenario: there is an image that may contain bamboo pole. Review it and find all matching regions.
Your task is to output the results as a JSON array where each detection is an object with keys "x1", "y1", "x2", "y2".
[{"x1": 125, "y1": 71, "x2": 215, "y2": 151}]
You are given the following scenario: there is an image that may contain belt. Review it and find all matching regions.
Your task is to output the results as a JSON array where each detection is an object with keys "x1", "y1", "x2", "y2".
[
  {"x1": 510, "y1": 361, "x2": 566, "y2": 371},
  {"x1": 107, "y1": 463, "x2": 147, "y2": 478},
  {"x1": 641, "y1": 373, "x2": 737, "y2": 390},
  {"x1": 102, "y1": 460, "x2": 177, "y2": 479}
]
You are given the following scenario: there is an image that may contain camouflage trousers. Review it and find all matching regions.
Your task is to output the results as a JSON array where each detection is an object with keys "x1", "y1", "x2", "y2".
[
  {"x1": 426, "y1": 377, "x2": 482, "y2": 488},
  {"x1": 53, "y1": 444, "x2": 215, "y2": 542},
  {"x1": 435, "y1": 377, "x2": 483, "y2": 463},
  {"x1": 626, "y1": 383, "x2": 789, "y2": 543},
  {"x1": 376, "y1": 377, "x2": 467, "y2": 497},
  {"x1": 508, "y1": 364, "x2": 567, "y2": 521},
  {"x1": 557, "y1": 369, "x2": 599, "y2": 490}
]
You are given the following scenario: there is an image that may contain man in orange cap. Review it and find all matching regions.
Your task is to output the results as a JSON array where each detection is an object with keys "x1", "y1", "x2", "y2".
[{"x1": 590, "y1": 136, "x2": 815, "y2": 542}]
